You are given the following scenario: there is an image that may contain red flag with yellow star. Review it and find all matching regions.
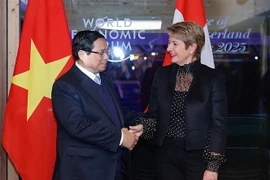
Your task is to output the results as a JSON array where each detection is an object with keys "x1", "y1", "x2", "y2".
[{"x1": 2, "y1": 0, "x2": 73, "y2": 179}]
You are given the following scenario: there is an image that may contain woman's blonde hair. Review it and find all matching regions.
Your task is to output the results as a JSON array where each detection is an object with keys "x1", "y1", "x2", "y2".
[{"x1": 167, "y1": 21, "x2": 205, "y2": 60}]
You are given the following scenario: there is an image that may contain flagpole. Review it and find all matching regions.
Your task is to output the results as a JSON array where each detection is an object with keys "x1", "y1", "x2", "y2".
[
  {"x1": 8, "y1": 0, "x2": 20, "y2": 175},
  {"x1": 0, "y1": 1, "x2": 7, "y2": 179},
  {"x1": 8, "y1": 0, "x2": 20, "y2": 174},
  {"x1": 1, "y1": 0, "x2": 20, "y2": 180}
]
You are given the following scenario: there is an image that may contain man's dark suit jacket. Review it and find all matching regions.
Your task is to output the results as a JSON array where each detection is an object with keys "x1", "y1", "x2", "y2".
[
  {"x1": 51, "y1": 64, "x2": 142, "y2": 180},
  {"x1": 147, "y1": 60, "x2": 228, "y2": 154}
]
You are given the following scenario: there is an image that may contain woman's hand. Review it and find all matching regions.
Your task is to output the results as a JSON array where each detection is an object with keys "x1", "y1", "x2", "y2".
[
  {"x1": 203, "y1": 170, "x2": 218, "y2": 180},
  {"x1": 129, "y1": 124, "x2": 143, "y2": 137}
]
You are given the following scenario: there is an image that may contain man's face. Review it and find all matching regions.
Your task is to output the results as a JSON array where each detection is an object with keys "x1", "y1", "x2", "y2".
[{"x1": 79, "y1": 38, "x2": 109, "y2": 74}]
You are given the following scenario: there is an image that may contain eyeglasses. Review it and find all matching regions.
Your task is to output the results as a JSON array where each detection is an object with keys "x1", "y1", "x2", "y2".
[{"x1": 89, "y1": 48, "x2": 110, "y2": 57}]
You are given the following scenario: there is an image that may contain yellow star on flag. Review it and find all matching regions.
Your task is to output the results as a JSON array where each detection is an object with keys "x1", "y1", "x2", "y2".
[{"x1": 12, "y1": 39, "x2": 70, "y2": 120}]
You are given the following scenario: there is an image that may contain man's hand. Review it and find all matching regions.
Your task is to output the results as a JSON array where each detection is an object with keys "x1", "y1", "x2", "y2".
[
  {"x1": 121, "y1": 128, "x2": 138, "y2": 150},
  {"x1": 129, "y1": 124, "x2": 143, "y2": 137},
  {"x1": 203, "y1": 170, "x2": 218, "y2": 180}
]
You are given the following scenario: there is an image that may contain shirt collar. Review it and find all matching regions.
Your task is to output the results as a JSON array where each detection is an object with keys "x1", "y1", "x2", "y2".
[{"x1": 75, "y1": 61, "x2": 100, "y2": 81}]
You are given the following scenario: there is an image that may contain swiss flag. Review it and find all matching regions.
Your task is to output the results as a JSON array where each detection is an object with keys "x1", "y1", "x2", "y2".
[
  {"x1": 2, "y1": 0, "x2": 73, "y2": 179},
  {"x1": 163, "y1": 0, "x2": 214, "y2": 68}
]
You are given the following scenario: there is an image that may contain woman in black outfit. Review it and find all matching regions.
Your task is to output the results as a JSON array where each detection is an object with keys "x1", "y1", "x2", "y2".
[{"x1": 130, "y1": 21, "x2": 228, "y2": 180}]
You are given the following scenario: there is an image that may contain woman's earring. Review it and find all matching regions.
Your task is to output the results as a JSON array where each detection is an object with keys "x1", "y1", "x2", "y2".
[{"x1": 190, "y1": 52, "x2": 193, "y2": 55}]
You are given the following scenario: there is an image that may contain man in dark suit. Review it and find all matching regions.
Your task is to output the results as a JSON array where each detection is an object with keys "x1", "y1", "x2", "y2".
[{"x1": 51, "y1": 30, "x2": 143, "y2": 180}]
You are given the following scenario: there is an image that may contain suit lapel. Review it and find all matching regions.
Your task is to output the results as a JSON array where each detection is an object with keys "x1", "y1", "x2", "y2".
[
  {"x1": 70, "y1": 65, "x2": 114, "y2": 121},
  {"x1": 71, "y1": 65, "x2": 124, "y2": 127},
  {"x1": 101, "y1": 74, "x2": 124, "y2": 127},
  {"x1": 169, "y1": 64, "x2": 177, "y2": 92},
  {"x1": 160, "y1": 65, "x2": 175, "y2": 125},
  {"x1": 80, "y1": 77, "x2": 114, "y2": 121},
  {"x1": 186, "y1": 61, "x2": 201, "y2": 98}
]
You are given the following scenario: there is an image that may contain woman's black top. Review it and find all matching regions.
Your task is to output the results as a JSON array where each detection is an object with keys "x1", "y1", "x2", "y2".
[{"x1": 140, "y1": 61, "x2": 226, "y2": 172}]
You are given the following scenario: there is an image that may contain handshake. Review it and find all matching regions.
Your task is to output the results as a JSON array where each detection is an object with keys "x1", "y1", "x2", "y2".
[{"x1": 121, "y1": 124, "x2": 143, "y2": 151}]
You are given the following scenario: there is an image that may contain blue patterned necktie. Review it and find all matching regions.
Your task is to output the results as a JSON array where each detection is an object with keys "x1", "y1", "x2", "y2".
[{"x1": 94, "y1": 75, "x2": 101, "y2": 85}]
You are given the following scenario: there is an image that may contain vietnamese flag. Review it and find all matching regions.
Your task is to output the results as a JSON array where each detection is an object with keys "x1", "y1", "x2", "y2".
[
  {"x1": 163, "y1": 0, "x2": 214, "y2": 68},
  {"x1": 2, "y1": 0, "x2": 73, "y2": 179}
]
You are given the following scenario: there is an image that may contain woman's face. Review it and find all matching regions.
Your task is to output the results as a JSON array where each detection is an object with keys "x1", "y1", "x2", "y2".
[{"x1": 167, "y1": 36, "x2": 197, "y2": 66}]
